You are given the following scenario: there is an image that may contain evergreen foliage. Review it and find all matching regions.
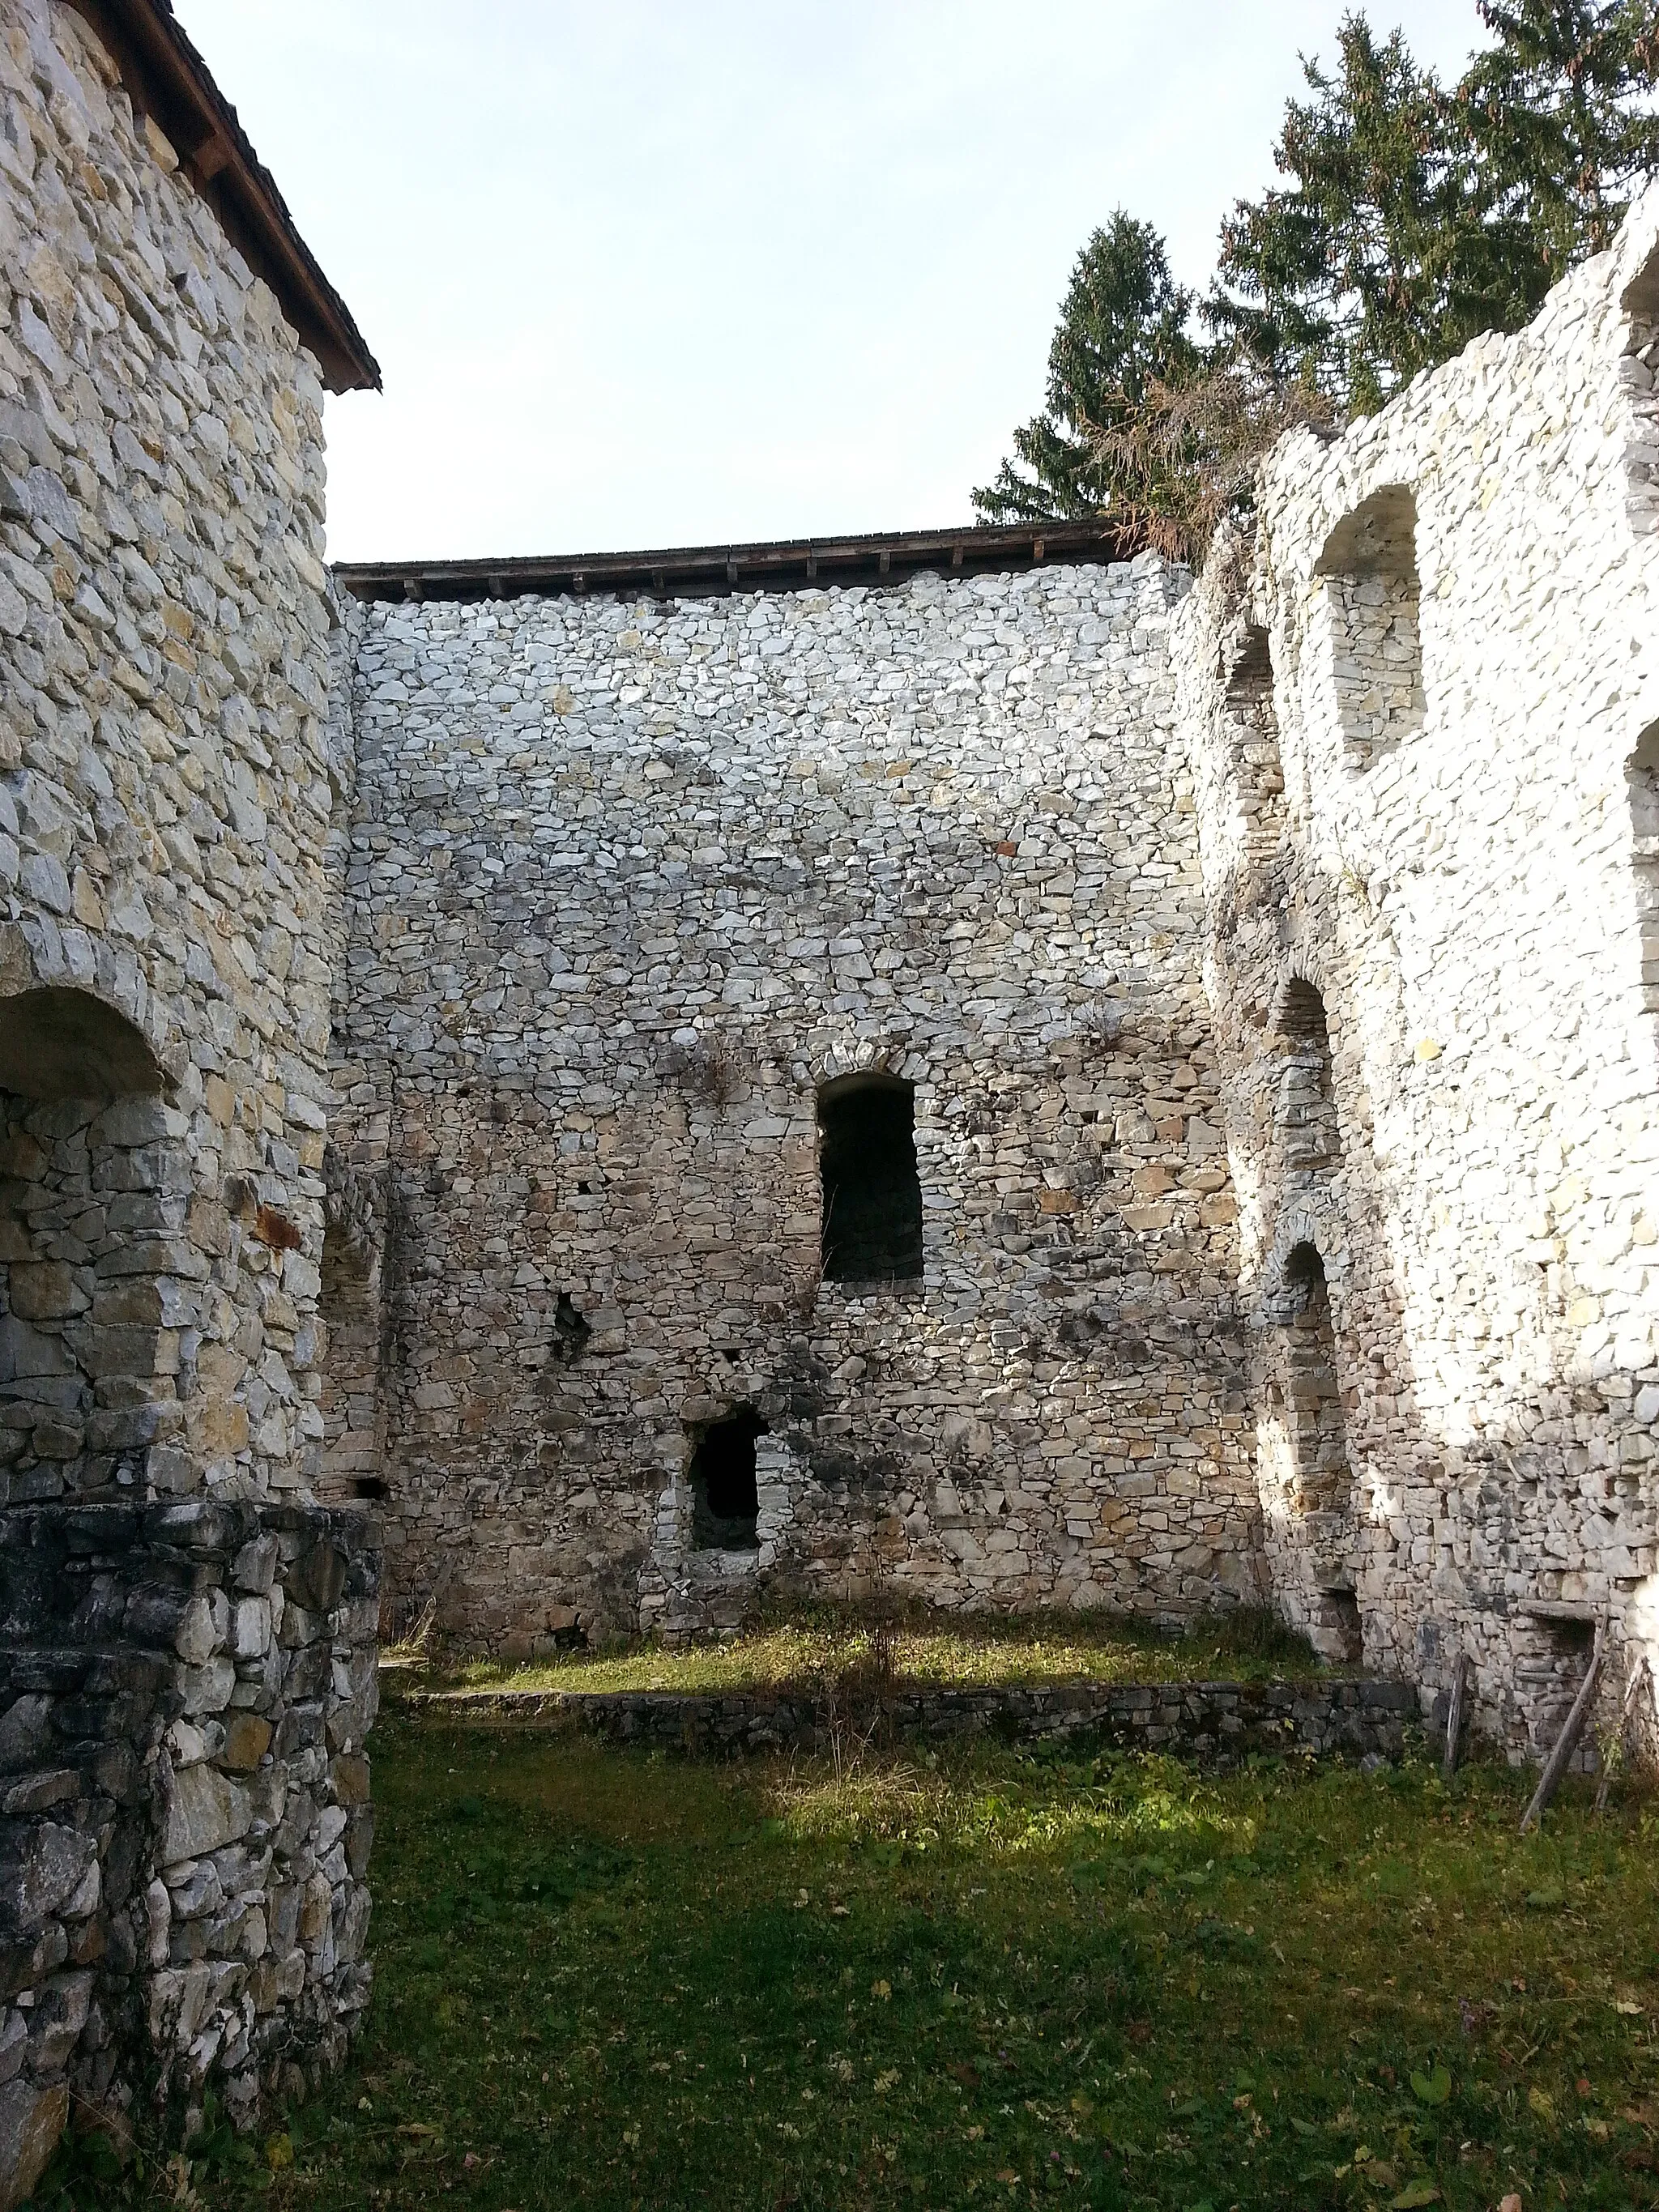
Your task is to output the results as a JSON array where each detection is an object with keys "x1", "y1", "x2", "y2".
[
  {"x1": 971, "y1": 214, "x2": 1201, "y2": 524},
  {"x1": 1213, "y1": 2, "x2": 1659, "y2": 412},
  {"x1": 975, "y1": 3, "x2": 1659, "y2": 542}
]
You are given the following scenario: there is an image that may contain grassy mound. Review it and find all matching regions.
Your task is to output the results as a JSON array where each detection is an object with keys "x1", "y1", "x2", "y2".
[{"x1": 395, "y1": 1602, "x2": 1328, "y2": 1703}]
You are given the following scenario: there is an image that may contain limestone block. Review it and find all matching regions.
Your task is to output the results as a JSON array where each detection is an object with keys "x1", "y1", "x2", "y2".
[
  {"x1": 160, "y1": 1765, "x2": 251, "y2": 1866},
  {"x1": 0, "y1": 2078, "x2": 67, "y2": 2212}
]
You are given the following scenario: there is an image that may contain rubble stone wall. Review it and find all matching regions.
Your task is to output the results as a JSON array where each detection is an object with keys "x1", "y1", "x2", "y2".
[
  {"x1": 0, "y1": 2, "x2": 377, "y2": 2192},
  {"x1": 0, "y1": 1502, "x2": 378, "y2": 2164},
  {"x1": 394, "y1": 1674, "x2": 1418, "y2": 1764},
  {"x1": 332, "y1": 557, "x2": 1264, "y2": 1647},
  {"x1": 1175, "y1": 188, "x2": 1659, "y2": 1760}
]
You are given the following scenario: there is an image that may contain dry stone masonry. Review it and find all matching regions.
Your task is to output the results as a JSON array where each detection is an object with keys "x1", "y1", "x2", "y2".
[
  {"x1": 329, "y1": 561, "x2": 1260, "y2": 1650},
  {"x1": 328, "y1": 180, "x2": 1659, "y2": 1789},
  {"x1": 0, "y1": 0, "x2": 379, "y2": 2197},
  {"x1": 9, "y1": 0, "x2": 1659, "y2": 2197},
  {"x1": 1175, "y1": 189, "x2": 1659, "y2": 1759}
]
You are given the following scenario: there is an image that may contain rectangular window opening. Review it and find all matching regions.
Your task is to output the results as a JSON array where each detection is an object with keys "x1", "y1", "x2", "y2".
[
  {"x1": 818, "y1": 1076, "x2": 923, "y2": 1283},
  {"x1": 689, "y1": 1409, "x2": 765, "y2": 1552}
]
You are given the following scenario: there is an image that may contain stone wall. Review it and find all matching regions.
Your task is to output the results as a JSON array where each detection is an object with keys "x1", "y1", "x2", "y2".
[
  {"x1": 393, "y1": 1673, "x2": 1418, "y2": 1765},
  {"x1": 1175, "y1": 187, "x2": 1659, "y2": 1760},
  {"x1": 0, "y1": 1501, "x2": 377, "y2": 2165},
  {"x1": 332, "y1": 557, "x2": 1263, "y2": 1648},
  {"x1": 0, "y1": 2, "x2": 377, "y2": 2190}
]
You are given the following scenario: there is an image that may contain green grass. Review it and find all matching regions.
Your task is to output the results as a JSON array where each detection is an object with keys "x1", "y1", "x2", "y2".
[
  {"x1": 38, "y1": 1724, "x2": 1659, "y2": 2211},
  {"x1": 403, "y1": 1602, "x2": 1328, "y2": 1702}
]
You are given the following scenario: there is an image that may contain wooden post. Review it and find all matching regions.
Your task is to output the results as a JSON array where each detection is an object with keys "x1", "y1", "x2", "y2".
[
  {"x1": 1593, "y1": 1651, "x2": 1652, "y2": 1814},
  {"x1": 1442, "y1": 1652, "x2": 1470, "y2": 1781},
  {"x1": 1519, "y1": 1614, "x2": 1607, "y2": 1835}
]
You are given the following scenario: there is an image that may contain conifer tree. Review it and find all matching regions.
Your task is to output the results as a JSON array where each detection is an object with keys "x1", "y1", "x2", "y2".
[
  {"x1": 975, "y1": 4, "x2": 1659, "y2": 546},
  {"x1": 972, "y1": 213, "x2": 1201, "y2": 524},
  {"x1": 1210, "y1": 3, "x2": 1659, "y2": 413},
  {"x1": 1458, "y1": 0, "x2": 1659, "y2": 275}
]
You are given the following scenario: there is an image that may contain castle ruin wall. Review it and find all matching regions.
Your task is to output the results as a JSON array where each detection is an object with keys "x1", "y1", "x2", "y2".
[
  {"x1": 0, "y1": 2, "x2": 377, "y2": 2191},
  {"x1": 332, "y1": 558, "x2": 1265, "y2": 1648},
  {"x1": 1177, "y1": 186, "x2": 1659, "y2": 1758}
]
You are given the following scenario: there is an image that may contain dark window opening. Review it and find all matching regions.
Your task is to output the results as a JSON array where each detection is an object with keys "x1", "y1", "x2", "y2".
[
  {"x1": 552, "y1": 1291, "x2": 591, "y2": 1363},
  {"x1": 819, "y1": 1076, "x2": 923, "y2": 1282},
  {"x1": 689, "y1": 1408, "x2": 766, "y2": 1551}
]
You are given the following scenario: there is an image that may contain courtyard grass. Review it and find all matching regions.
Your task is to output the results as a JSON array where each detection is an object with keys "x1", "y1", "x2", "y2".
[
  {"x1": 37, "y1": 1721, "x2": 1659, "y2": 2211},
  {"x1": 403, "y1": 1601, "x2": 1328, "y2": 1703}
]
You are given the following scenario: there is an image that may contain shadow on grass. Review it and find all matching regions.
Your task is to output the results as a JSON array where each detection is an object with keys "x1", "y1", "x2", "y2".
[
  {"x1": 34, "y1": 1727, "x2": 1659, "y2": 2212},
  {"x1": 393, "y1": 1600, "x2": 1328, "y2": 1707}
]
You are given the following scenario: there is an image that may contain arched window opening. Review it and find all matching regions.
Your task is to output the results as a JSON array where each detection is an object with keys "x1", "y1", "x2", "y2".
[
  {"x1": 0, "y1": 985, "x2": 164, "y2": 1100},
  {"x1": 1223, "y1": 623, "x2": 1285, "y2": 855},
  {"x1": 1628, "y1": 719, "x2": 1659, "y2": 1012},
  {"x1": 1281, "y1": 1242, "x2": 1352, "y2": 1520},
  {"x1": 317, "y1": 1221, "x2": 386, "y2": 1505},
  {"x1": 688, "y1": 1408, "x2": 766, "y2": 1551},
  {"x1": 818, "y1": 1076, "x2": 923, "y2": 1283},
  {"x1": 1, "y1": 989, "x2": 175, "y2": 1502},
  {"x1": 1275, "y1": 981, "x2": 1341, "y2": 1178},
  {"x1": 1316, "y1": 484, "x2": 1425, "y2": 769}
]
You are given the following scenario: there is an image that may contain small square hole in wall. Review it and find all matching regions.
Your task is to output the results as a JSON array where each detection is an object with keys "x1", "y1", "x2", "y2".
[
  {"x1": 1317, "y1": 1586, "x2": 1363, "y2": 1664},
  {"x1": 689, "y1": 1409, "x2": 766, "y2": 1551}
]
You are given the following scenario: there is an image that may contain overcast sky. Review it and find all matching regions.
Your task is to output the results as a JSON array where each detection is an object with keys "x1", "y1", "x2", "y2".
[{"x1": 172, "y1": 2, "x2": 1486, "y2": 564}]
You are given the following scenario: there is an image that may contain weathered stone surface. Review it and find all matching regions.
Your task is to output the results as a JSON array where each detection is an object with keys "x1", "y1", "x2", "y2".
[
  {"x1": 0, "y1": 1825, "x2": 92, "y2": 1935},
  {"x1": 160, "y1": 1767, "x2": 251, "y2": 1865},
  {"x1": 220, "y1": 1715, "x2": 273, "y2": 1774},
  {"x1": 0, "y1": 0, "x2": 381, "y2": 2181},
  {"x1": 394, "y1": 1676, "x2": 1416, "y2": 1763},
  {"x1": 0, "y1": 2077, "x2": 66, "y2": 2212},
  {"x1": 325, "y1": 178, "x2": 1659, "y2": 1768},
  {"x1": 331, "y1": 558, "x2": 1260, "y2": 1645},
  {"x1": 1173, "y1": 180, "x2": 1659, "y2": 1760}
]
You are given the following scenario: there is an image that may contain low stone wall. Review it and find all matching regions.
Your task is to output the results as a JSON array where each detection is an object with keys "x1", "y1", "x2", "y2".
[
  {"x1": 394, "y1": 1675, "x2": 1417, "y2": 1764},
  {"x1": 0, "y1": 1499, "x2": 379, "y2": 2205}
]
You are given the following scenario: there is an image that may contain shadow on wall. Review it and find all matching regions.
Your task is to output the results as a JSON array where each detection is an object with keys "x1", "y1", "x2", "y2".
[
  {"x1": 1, "y1": 987, "x2": 176, "y2": 1503},
  {"x1": 318, "y1": 1219, "x2": 386, "y2": 1505}
]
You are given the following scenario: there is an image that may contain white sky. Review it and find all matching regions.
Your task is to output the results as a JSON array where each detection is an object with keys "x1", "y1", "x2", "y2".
[{"x1": 172, "y1": 2, "x2": 1486, "y2": 564}]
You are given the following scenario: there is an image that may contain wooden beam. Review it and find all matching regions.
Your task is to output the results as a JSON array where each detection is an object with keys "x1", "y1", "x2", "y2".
[
  {"x1": 1519, "y1": 1614, "x2": 1607, "y2": 1834},
  {"x1": 1441, "y1": 1651, "x2": 1469, "y2": 1780}
]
